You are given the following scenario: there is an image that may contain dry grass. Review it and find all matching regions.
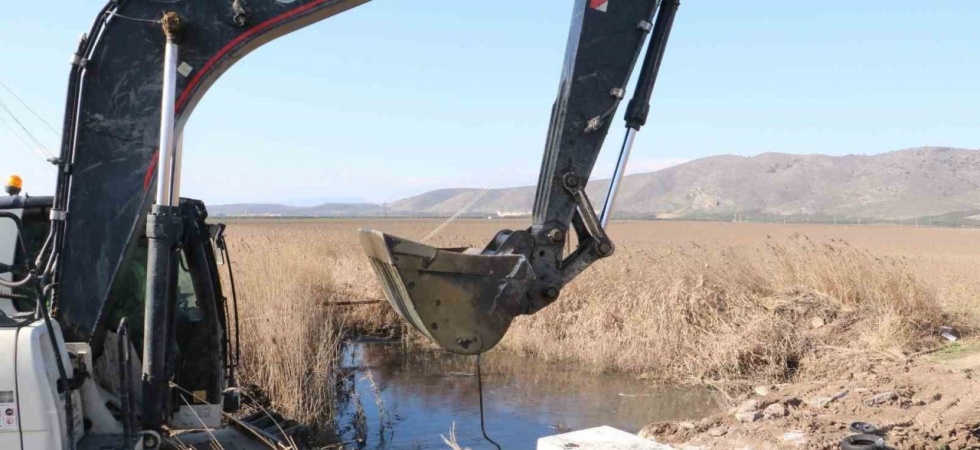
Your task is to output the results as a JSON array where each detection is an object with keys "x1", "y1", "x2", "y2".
[
  {"x1": 221, "y1": 219, "x2": 979, "y2": 411},
  {"x1": 223, "y1": 228, "x2": 348, "y2": 431},
  {"x1": 502, "y1": 234, "x2": 950, "y2": 384}
]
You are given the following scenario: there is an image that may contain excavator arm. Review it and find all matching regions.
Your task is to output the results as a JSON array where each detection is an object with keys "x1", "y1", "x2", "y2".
[{"x1": 361, "y1": 0, "x2": 680, "y2": 354}]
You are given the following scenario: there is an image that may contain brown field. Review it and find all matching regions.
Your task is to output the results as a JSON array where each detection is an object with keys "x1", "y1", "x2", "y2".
[{"x1": 222, "y1": 218, "x2": 980, "y2": 427}]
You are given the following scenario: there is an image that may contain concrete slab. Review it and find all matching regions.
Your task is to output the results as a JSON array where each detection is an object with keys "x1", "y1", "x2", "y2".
[{"x1": 537, "y1": 426, "x2": 675, "y2": 450}]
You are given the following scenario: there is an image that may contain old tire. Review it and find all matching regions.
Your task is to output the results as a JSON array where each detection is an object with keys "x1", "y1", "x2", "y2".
[
  {"x1": 840, "y1": 433, "x2": 885, "y2": 450},
  {"x1": 849, "y1": 422, "x2": 878, "y2": 434}
]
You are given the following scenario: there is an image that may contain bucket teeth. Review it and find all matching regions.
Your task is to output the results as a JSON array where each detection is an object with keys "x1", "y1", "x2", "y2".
[{"x1": 359, "y1": 229, "x2": 533, "y2": 355}]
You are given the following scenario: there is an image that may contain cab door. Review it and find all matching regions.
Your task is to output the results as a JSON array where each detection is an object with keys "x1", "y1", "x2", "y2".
[{"x1": 169, "y1": 199, "x2": 236, "y2": 428}]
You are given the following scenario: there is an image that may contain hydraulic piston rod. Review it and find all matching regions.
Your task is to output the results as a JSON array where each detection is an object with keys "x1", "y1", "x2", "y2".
[
  {"x1": 156, "y1": 30, "x2": 180, "y2": 208},
  {"x1": 600, "y1": 129, "x2": 638, "y2": 228}
]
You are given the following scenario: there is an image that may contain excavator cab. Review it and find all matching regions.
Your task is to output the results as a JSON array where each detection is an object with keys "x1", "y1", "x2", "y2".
[
  {"x1": 97, "y1": 198, "x2": 240, "y2": 430},
  {"x1": 0, "y1": 190, "x2": 240, "y2": 448},
  {"x1": 101, "y1": 199, "x2": 238, "y2": 424}
]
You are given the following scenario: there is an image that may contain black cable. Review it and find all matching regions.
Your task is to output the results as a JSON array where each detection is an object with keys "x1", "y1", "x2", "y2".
[
  {"x1": 0, "y1": 79, "x2": 61, "y2": 137},
  {"x1": 221, "y1": 244, "x2": 241, "y2": 371},
  {"x1": 476, "y1": 354, "x2": 501, "y2": 450},
  {"x1": 0, "y1": 96, "x2": 54, "y2": 159}
]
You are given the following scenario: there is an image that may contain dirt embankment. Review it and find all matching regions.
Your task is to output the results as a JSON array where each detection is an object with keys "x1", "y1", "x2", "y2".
[{"x1": 640, "y1": 342, "x2": 980, "y2": 450}]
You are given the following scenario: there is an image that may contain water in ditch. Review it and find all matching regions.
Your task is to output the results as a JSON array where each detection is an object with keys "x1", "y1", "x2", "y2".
[{"x1": 334, "y1": 341, "x2": 721, "y2": 449}]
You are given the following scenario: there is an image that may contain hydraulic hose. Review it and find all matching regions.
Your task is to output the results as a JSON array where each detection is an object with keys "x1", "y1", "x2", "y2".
[
  {"x1": 221, "y1": 243, "x2": 241, "y2": 374},
  {"x1": 46, "y1": 1, "x2": 117, "y2": 291},
  {"x1": 33, "y1": 229, "x2": 52, "y2": 271},
  {"x1": 0, "y1": 275, "x2": 33, "y2": 289}
]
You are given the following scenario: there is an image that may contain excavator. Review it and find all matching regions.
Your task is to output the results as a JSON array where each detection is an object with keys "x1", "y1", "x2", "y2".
[{"x1": 0, "y1": 0, "x2": 678, "y2": 448}]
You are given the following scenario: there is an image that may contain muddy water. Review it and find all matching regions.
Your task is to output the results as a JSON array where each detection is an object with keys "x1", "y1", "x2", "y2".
[{"x1": 336, "y1": 341, "x2": 720, "y2": 449}]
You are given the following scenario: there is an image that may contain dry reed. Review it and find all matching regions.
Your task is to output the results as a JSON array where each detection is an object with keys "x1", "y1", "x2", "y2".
[
  {"x1": 440, "y1": 423, "x2": 470, "y2": 450},
  {"x1": 222, "y1": 219, "x2": 969, "y2": 422},
  {"x1": 502, "y1": 234, "x2": 949, "y2": 383},
  {"x1": 223, "y1": 229, "x2": 347, "y2": 434}
]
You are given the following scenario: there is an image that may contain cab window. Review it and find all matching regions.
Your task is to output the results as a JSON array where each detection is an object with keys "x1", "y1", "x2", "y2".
[{"x1": 1, "y1": 206, "x2": 50, "y2": 311}]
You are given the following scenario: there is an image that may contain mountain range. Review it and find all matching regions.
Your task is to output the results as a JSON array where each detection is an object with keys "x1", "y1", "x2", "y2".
[{"x1": 210, "y1": 147, "x2": 980, "y2": 223}]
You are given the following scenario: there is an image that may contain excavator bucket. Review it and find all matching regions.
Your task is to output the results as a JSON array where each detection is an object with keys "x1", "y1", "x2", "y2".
[{"x1": 359, "y1": 230, "x2": 534, "y2": 355}]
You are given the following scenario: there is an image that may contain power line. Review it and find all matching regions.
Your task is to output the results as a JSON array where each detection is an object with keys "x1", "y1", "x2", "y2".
[
  {"x1": 422, "y1": 189, "x2": 490, "y2": 243},
  {"x1": 0, "y1": 113, "x2": 55, "y2": 171},
  {"x1": 0, "y1": 96, "x2": 54, "y2": 159},
  {"x1": 0, "y1": 79, "x2": 60, "y2": 137}
]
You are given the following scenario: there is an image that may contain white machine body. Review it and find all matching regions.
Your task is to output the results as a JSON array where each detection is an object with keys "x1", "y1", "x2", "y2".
[{"x1": 0, "y1": 319, "x2": 81, "y2": 450}]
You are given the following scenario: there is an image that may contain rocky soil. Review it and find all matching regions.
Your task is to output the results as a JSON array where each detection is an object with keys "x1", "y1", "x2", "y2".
[{"x1": 639, "y1": 341, "x2": 980, "y2": 449}]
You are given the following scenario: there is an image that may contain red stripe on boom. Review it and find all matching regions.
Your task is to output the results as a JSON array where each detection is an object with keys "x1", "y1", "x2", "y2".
[
  {"x1": 175, "y1": 0, "x2": 332, "y2": 111},
  {"x1": 144, "y1": 149, "x2": 159, "y2": 191}
]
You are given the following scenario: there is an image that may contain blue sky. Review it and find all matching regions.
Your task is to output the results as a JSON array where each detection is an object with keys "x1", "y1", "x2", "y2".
[{"x1": 2, "y1": 1, "x2": 978, "y2": 205}]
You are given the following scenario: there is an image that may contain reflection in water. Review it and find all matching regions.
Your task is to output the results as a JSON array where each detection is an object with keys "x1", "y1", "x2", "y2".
[{"x1": 337, "y1": 342, "x2": 720, "y2": 449}]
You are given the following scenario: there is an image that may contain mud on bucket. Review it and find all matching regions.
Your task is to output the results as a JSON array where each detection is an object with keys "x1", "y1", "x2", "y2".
[{"x1": 359, "y1": 229, "x2": 535, "y2": 355}]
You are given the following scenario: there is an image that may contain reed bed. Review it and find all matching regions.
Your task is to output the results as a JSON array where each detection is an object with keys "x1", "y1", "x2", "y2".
[
  {"x1": 502, "y1": 234, "x2": 950, "y2": 383},
  {"x1": 221, "y1": 219, "x2": 975, "y2": 419},
  {"x1": 223, "y1": 229, "x2": 348, "y2": 433}
]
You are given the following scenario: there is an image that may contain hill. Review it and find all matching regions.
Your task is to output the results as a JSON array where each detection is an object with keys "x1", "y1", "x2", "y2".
[{"x1": 213, "y1": 147, "x2": 980, "y2": 222}]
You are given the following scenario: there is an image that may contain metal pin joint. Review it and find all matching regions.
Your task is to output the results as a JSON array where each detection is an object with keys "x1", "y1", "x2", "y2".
[{"x1": 161, "y1": 12, "x2": 185, "y2": 43}]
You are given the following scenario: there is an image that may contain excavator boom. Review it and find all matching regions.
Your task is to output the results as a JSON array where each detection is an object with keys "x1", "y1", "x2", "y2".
[
  {"x1": 54, "y1": 0, "x2": 371, "y2": 344},
  {"x1": 50, "y1": 0, "x2": 676, "y2": 357}
]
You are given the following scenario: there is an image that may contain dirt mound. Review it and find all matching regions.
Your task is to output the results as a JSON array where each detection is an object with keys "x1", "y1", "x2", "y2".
[{"x1": 640, "y1": 343, "x2": 980, "y2": 449}]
